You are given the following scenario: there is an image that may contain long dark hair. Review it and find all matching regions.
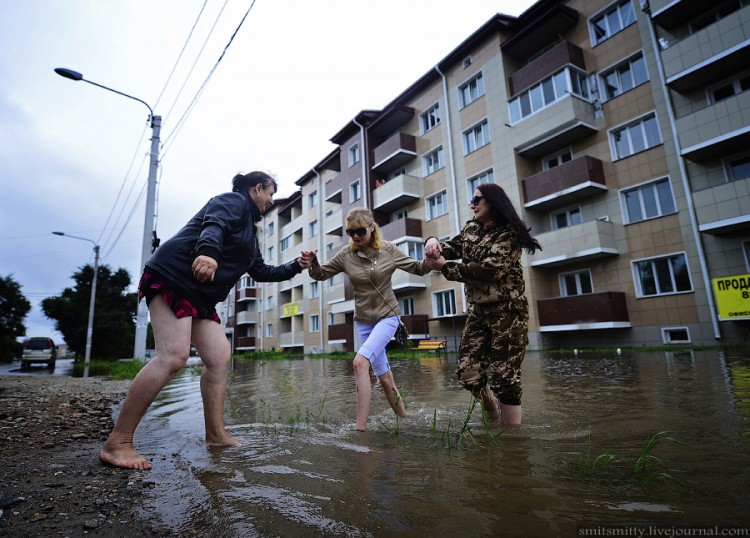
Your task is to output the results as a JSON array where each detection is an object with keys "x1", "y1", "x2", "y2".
[
  {"x1": 232, "y1": 171, "x2": 278, "y2": 194},
  {"x1": 477, "y1": 183, "x2": 541, "y2": 254}
]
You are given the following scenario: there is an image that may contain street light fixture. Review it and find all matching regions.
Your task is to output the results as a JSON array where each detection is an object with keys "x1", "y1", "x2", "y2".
[
  {"x1": 53, "y1": 231, "x2": 99, "y2": 377},
  {"x1": 54, "y1": 67, "x2": 160, "y2": 361}
]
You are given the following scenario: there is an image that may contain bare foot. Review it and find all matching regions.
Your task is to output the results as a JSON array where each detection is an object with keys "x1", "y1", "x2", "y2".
[
  {"x1": 99, "y1": 443, "x2": 152, "y2": 470},
  {"x1": 206, "y1": 432, "x2": 242, "y2": 447}
]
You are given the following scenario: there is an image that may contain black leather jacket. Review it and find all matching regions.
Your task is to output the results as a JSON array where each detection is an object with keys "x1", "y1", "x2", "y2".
[{"x1": 145, "y1": 190, "x2": 301, "y2": 313}]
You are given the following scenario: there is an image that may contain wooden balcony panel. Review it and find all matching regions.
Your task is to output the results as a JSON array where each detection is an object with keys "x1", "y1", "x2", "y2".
[
  {"x1": 236, "y1": 287, "x2": 257, "y2": 301},
  {"x1": 537, "y1": 291, "x2": 629, "y2": 329},
  {"x1": 522, "y1": 156, "x2": 606, "y2": 209},
  {"x1": 235, "y1": 336, "x2": 256, "y2": 348},
  {"x1": 371, "y1": 133, "x2": 417, "y2": 173},
  {"x1": 509, "y1": 41, "x2": 585, "y2": 96},
  {"x1": 328, "y1": 323, "x2": 351, "y2": 341},
  {"x1": 380, "y1": 217, "x2": 423, "y2": 240}
]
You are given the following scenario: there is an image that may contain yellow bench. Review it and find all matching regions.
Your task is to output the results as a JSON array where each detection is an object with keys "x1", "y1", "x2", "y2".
[{"x1": 412, "y1": 339, "x2": 447, "y2": 356}]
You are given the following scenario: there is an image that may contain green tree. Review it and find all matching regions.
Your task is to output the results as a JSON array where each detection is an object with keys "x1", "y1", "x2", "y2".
[
  {"x1": 0, "y1": 274, "x2": 32, "y2": 361},
  {"x1": 42, "y1": 264, "x2": 137, "y2": 360}
]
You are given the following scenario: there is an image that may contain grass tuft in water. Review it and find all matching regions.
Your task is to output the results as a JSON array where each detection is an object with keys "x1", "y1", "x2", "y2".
[
  {"x1": 632, "y1": 430, "x2": 688, "y2": 488},
  {"x1": 573, "y1": 436, "x2": 616, "y2": 479}
]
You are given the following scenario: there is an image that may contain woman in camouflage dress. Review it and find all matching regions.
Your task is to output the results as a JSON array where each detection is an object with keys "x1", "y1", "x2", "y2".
[{"x1": 424, "y1": 183, "x2": 541, "y2": 425}]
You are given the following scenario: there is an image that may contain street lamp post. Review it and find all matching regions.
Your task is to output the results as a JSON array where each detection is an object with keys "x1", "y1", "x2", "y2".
[
  {"x1": 53, "y1": 231, "x2": 99, "y2": 377},
  {"x1": 54, "y1": 67, "x2": 159, "y2": 361}
]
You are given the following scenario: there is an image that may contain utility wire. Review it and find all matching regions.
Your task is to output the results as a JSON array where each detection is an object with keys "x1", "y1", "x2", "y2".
[{"x1": 161, "y1": 0, "x2": 258, "y2": 160}]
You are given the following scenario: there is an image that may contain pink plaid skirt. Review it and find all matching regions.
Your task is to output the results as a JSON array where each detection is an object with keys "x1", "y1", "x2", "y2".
[{"x1": 138, "y1": 272, "x2": 221, "y2": 323}]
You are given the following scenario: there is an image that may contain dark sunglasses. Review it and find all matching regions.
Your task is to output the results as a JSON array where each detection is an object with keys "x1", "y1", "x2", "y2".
[
  {"x1": 346, "y1": 227, "x2": 368, "y2": 238},
  {"x1": 469, "y1": 195, "x2": 484, "y2": 206}
]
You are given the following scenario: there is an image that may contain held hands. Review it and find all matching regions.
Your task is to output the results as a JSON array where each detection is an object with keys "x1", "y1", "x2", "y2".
[
  {"x1": 298, "y1": 250, "x2": 316, "y2": 269},
  {"x1": 424, "y1": 237, "x2": 442, "y2": 260},
  {"x1": 425, "y1": 255, "x2": 446, "y2": 271},
  {"x1": 192, "y1": 255, "x2": 218, "y2": 282}
]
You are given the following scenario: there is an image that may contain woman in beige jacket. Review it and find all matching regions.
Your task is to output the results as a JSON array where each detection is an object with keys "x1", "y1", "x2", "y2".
[{"x1": 309, "y1": 208, "x2": 432, "y2": 430}]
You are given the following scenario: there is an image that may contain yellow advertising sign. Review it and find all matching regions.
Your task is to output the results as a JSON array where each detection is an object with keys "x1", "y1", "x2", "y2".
[
  {"x1": 282, "y1": 301, "x2": 299, "y2": 318},
  {"x1": 712, "y1": 274, "x2": 750, "y2": 321}
]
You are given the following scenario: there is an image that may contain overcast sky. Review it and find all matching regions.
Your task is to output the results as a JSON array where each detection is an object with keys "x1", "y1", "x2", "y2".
[{"x1": 0, "y1": 0, "x2": 536, "y2": 345}]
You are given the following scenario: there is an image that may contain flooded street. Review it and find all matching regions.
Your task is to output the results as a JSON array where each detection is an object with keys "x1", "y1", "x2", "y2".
[{"x1": 131, "y1": 351, "x2": 750, "y2": 536}]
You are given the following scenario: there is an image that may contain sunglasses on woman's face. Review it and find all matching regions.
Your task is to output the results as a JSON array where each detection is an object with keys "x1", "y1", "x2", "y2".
[
  {"x1": 346, "y1": 227, "x2": 368, "y2": 238},
  {"x1": 469, "y1": 195, "x2": 484, "y2": 206}
]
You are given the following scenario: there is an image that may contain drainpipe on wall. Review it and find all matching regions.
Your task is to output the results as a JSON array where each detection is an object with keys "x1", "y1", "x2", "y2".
[
  {"x1": 313, "y1": 167, "x2": 325, "y2": 353},
  {"x1": 645, "y1": 14, "x2": 722, "y2": 340},
  {"x1": 352, "y1": 117, "x2": 369, "y2": 209},
  {"x1": 436, "y1": 63, "x2": 467, "y2": 314}
]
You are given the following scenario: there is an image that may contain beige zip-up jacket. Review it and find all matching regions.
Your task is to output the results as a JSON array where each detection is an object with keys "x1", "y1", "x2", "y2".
[{"x1": 309, "y1": 240, "x2": 432, "y2": 324}]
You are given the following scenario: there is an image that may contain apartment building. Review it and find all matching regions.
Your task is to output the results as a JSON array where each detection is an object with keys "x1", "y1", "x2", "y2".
[{"x1": 224, "y1": 0, "x2": 750, "y2": 353}]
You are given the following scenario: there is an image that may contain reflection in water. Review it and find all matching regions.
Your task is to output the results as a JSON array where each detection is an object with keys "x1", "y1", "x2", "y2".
[{"x1": 129, "y1": 351, "x2": 750, "y2": 536}]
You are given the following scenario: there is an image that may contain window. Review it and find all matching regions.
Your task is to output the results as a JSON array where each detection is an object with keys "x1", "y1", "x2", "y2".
[
  {"x1": 610, "y1": 113, "x2": 662, "y2": 160},
  {"x1": 266, "y1": 295, "x2": 275, "y2": 310},
  {"x1": 551, "y1": 206, "x2": 582, "y2": 230},
  {"x1": 266, "y1": 323, "x2": 273, "y2": 337},
  {"x1": 239, "y1": 275, "x2": 256, "y2": 288},
  {"x1": 348, "y1": 144, "x2": 360, "y2": 167},
  {"x1": 421, "y1": 103, "x2": 441, "y2": 133},
  {"x1": 633, "y1": 253, "x2": 692, "y2": 297},
  {"x1": 559, "y1": 270, "x2": 593, "y2": 296},
  {"x1": 622, "y1": 177, "x2": 676, "y2": 224},
  {"x1": 309, "y1": 220, "x2": 319, "y2": 238},
  {"x1": 397, "y1": 241, "x2": 424, "y2": 259},
  {"x1": 743, "y1": 240, "x2": 750, "y2": 271},
  {"x1": 388, "y1": 167, "x2": 406, "y2": 180},
  {"x1": 308, "y1": 190, "x2": 318, "y2": 208},
  {"x1": 600, "y1": 52, "x2": 649, "y2": 100},
  {"x1": 662, "y1": 327, "x2": 691, "y2": 344},
  {"x1": 399, "y1": 296, "x2": 415, "y2": 315},
  {"x1": 590, "y1": 0, "x2": 636, "y2": 46},
  {"x1": 268, "y1": 245, "x2": 274, "y2": 259},
  {"x1": 392, "y1": 208, "x2": 408, "y2": 221},
  {"x1": 543, "y1": 148, "x2": 572, "y2": 170},
  {"x1": 690, "y1": 0, "x2": 746, "y2": 34},
  {"x1": 349, "y1": 180, "x2": 361, "y2": 203},
  {"x1": 310, "y1": 281, "x2": 319, "y2": 298},
  {"x1": 280, "y1": 236, "x2": 290, "y2": 252},
  {"x1": 326, "y1": 242, "x2": 333, "y2": 254},
  {"x1": 463, "y1": 56, "x2": 472, "y2": 68},
  {"x1": 459, "y1": 72, "x2": 485, "y2": 108},
  {"x1": 267, "y1": 222, "x2": 274, "y2": 236},
  {"x1": 726, "y1": 154, "x2": 750, "y2": 182},
  {"x1": 328, "y1": 312, "x2": 336, "y2": 325},
  {"x1": 423, "y1": 147, "x2": 445, "y2": 175},
  {"x1": 310, "y1": 314, "x2": 320, "y2": 333},
  {"x1": 427, "y1": 191, "x2": 448, "y2": 220},
  {"x1": 434, "y1": 289, "x2": 457, "y2": 317},
  {"x1": 467, "y1": 170, "x2": 494, "y2": 195},
  {"x1": 508, "y1": 67, "x2": 589, "y2": 124},
  {"x1": 463, "y1": 120, "x2": 490, "y2": 154}
]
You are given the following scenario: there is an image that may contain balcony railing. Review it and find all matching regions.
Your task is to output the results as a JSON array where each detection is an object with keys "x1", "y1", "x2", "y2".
[
  {"x1": 325, "y1": 207, "x2": 343, "y2": 236},
  {"x1": 379, "y1": 217, "x2": 423, "y2": 241},
  {"x1": 522, "y1": 156, "x2": 606, "y2": 209},
  {"x1": 235, "y1": 336, "x2": 256, "y2": 349},
  {"x1": 509, "y1": 41, "x2": 585, "y2": 96},
  {"x1": 371, "y1": 132, "x2": 417, "y2": 174},
  {"x1": 372, "y1": 174, "x2": 422, "y2": 212},
  {"x1": 513, "y1": 95, "x2": 599, "y2": 158},
  {"x1": 537, "y1": 291, "x2": 630, "y2": 331},
  {"x1": 694, "y1": 178, "x2": 750, "y2": 234},
  {"x1": 236, "y1": 310, "x2": 257, "y2": 325},
  {"x1": 677, "y1": 90, "x2": 750, "y2": 161},
  {"x1": 392, "y1": 270, "x2": 427, "y2": 292},
  {"x1": 236, "y1": 287, "x2": 256, "y2": 302},
  {"x1": 529, "y1": 219, "x2": 621, "y2": 268},
  {"x1": 328, "y1": 323, "x2": 351, "y2": 342}
]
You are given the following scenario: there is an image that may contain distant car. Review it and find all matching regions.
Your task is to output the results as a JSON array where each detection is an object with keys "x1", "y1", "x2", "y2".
[{"x1": 21, "y1": 337, "x2": 57, "y2": 368}]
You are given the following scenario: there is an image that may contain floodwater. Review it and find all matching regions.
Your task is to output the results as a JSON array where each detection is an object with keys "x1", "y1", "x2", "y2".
[{"x1": 133, "y1": 351, "x2": 750, "y2": 537}]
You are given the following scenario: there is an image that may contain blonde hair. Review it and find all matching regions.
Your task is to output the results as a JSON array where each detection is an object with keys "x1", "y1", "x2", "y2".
[{"x1": 346, "y1": 207, "x2": 382, "y2": 252}]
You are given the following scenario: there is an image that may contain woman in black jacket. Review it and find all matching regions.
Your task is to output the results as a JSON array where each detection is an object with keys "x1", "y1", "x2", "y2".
[{"x1": 100, "y1": 171, "x2": 313, "y2": 470}]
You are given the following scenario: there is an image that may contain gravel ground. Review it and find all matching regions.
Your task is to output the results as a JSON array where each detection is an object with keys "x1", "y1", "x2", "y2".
[{"x1": 0, "y1": 375, "x2": 176, "y2": 537}]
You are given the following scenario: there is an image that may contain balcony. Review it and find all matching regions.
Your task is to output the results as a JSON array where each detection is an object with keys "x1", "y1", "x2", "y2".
[
  {"x1": 235, "y1": 310, "x2": 257, "y2": 325},
  {"x1": 279, "y1": 331, "x2": 304, "y2": 348},
  {"x1": 676, "y1": 90, "x2": 750, "y2": 161},
  {"x1": 379, "y1": 217, "x2": 423, "y2": 241},
  {"x1": 325, "y1": 207, "x2": 343, "y2": 236},
  {"x1": 236, "y1": 287, "x2": 256, "y2": 302},
  {"x1": 328, "y1": 323, "x2": 351, "y2": 343},
  {"x1": 508, "y1": 41, "x2": 585, "y2": 96},
  {"x1": 371, "y1": 132, "x2": 417, "y2": 174},
  {"x1": 537, "y1": 291, "x2": 630, "y2": 331},
  {"x1": 372, "y1": 174, "x2": 422, "y2": 212},
  {"x1": 529, "y1": 220, "x2": 621, "y2": 268},
  {"x1": 660, "y1": 5, "x2": 750, "y2": 92},
  {"x1": 650, "y1": 0, "x2": 710, "y2": 30},
  {"x1": 501, "y1": 2, "x2": 578, "y2": 60},
  {"x1": 513, "y1": 95, "x2": 599, "y2": 158},
  {"x1": 401, "y1": 314, "x2": 430, "y2": 337},
  {"x1": 392, "y1": 270, "x2": 427, "y2": 292},
  {"x1": 694, "y1": 178, "x2": 750, "y2": 235},
  {"x1": 522, "y1": 156, "x2": 606, "y2": 210},
  {"x1": 235, "y1": 336, "x2": 256, "y2": 349}
]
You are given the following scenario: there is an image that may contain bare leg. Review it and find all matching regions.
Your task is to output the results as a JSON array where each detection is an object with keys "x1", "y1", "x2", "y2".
[
  {"x1": 353, "y1": 354, "x2": 372, "y2": 430},
  {"x1": 377, "y1": 370, "x2": 407, "y2": 418},
  {"x1": 99, "y1": 296, "x2": 191, "y2": 470},
  {"x1": 500, "y1": 403, "x2": 522, "y2": 426},
  {"x1": 191, "y1": 318, "x2": 240, "y2": 447}
]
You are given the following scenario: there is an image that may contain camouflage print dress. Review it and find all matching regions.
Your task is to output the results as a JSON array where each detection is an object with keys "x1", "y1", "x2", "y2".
[{"x1": 438, "y1": 220, "x2": 529, "y2": 406}]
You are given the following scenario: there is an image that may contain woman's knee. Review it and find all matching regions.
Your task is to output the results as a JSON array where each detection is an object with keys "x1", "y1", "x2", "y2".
[
  {"x1": 353, "y1": 354, "x2": 370, "y2": 375},
  {"x1": 152, "y1": 348, "x2": 190, "y2": 373}
]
